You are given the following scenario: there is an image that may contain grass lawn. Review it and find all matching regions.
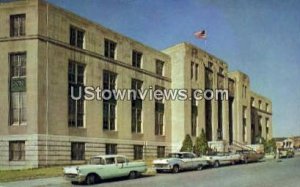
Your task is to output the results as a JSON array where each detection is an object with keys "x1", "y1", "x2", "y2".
[{"x1": 0, "y1": 166, "x2": 63, "y2": 182}]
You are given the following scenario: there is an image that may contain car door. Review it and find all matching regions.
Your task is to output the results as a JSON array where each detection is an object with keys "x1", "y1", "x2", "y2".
[
  {"x1": 116, "y1": 156, "x2": 128, "y2": 177},
  {"x1": 102, "y1": 157, "x2": 118, "y2": 179},
  {"x1": 181, "y1": 153, "x2": 194, "y2": 169}
]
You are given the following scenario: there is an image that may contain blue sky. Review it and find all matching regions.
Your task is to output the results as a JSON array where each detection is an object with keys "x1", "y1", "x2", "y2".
[{"x1": 47, "y1": 0, "x2": 300, "y2": 137}]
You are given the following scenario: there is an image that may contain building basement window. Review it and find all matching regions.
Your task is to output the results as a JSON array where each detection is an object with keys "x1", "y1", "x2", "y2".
[
  {"x1": 9, "y1": 141, "x2": 25, "y2": 161},
  {"x1": 134, "y1": 145, "x2": 143, "y2": 160},
  {"x1": 105, "y1": 144, "x2": 117, "y2": 155},
  {"x1": 71, "y1": 142, "x2": 85, "y2": 160}
]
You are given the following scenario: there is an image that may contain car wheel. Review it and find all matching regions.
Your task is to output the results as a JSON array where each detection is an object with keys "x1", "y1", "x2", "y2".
[
  {"x1": 86, "y1": 174, "x2": 98, "y2": 185},
  {"x1": 214, "y1": 161, "x2": 220, "y2": 168},
  {"x1": 172, "y1": 165, "x2": 180, "y2": 173},
  {"x1": 128, "y1": 171, "x2": 137, "y2": 179},
  {"x1": 156, "y1": 169, "x2": 162, "y2": 173},
  {"x1": 197, "y1": 164, "x2": 203, "y2": 171}
]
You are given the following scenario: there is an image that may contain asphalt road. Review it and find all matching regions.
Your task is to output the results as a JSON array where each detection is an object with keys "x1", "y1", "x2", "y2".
[{"x1": 1, "y1": 156, "x2": 300, "y2": 187}]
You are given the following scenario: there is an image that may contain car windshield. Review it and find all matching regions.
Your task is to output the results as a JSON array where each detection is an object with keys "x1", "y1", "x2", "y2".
[
  {"x1": 89, "y1": 157, "x2": 105, "y2": 165},
  {"x1": 168, "y1": 153, "x2": 183, "y2": 158}
]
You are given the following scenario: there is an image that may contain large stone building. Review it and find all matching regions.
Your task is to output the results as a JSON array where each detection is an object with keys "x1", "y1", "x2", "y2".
[{"x1": 0, "y1": 0, "x2": 272, "y2": 170}]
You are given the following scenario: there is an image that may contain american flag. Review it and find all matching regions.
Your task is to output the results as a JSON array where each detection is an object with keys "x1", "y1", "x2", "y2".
[{"x1": 194, "y1": 30, "x2": 207, "y2": 39}]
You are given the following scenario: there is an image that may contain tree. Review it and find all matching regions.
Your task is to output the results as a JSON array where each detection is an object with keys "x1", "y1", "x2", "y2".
[
  {"x1": 193, "y1": 129, "x2": 209, "y2": 156},
  {"x1": 262, "y1": 137, "x2": 276, "y2": 153},
  {"x1": 180, "y1": 134, "x2": 193, "y2": 152}
]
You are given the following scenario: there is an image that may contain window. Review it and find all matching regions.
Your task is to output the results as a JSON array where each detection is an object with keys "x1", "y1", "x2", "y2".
[
  {"x1": 10, "y1": 14, "x2": 25, "y2": 37},
  {"x1": 251, "y1": 97, "x2": 255, "y2": 107},
  {"x1": 258, "y1": 100, "x2": 262, "y2": 109},
  {"x1": 157, "y1": 146, "x2": 165, "y2": 158},
  {"x1": 105, "y1": 157, "x2": 115, "y2": 165},
  {"x1": 68, "y1": 61, "x2": 85, "y2": 127},
  {"x1": 266, "y1": 103, "x2": 269, "y2": 111},
  {"x1": 219, "y1": 67, "x2": 224, "y2": 74},
  {"x1": 195, "y1": 64, "x2": 199, "y2": 80},
  {"x1": 70, "y1": 26, "x2": 85, "y2": 48},
  {"x1": 155, "y1": 86, "x2": 164, "y2": 135},
  {"x1": 208, "y1": 61, "x2": 213, "y2": 69},
  {"x1": 191, "y1": 89, "x2": 198, "y2": 137},
  {"x1": 10, "y1": 53, "x2": 26, "y2": 125},
  {"x1": 156, "y1": 60, "x2": 164, "y2": 76},
  {"x1": 131, "y1": 79, "x2": 143, "y2": 133},
  {"x1": 9, "y1": 141, "x2": 25, "y2": 161},
  {"x1": 134, "y1": 145, "x2": 143, "y2": 160},
  {"x1": 71, "y1": 142, "x2": 85, "y2": 160},
  {"x1": 132, "y1": 50, "x2": 142, "y2": 68},
  {"x1": 116, "y1": 157, "x2": 126, "y2": 164},
  {"x1": 191, "y1": 61, "x2": 194, "y2": 79},
  {"x1": 104, "y1": 39, "x2": 117, "y2": 59},
  {"x1": 103, "y1": 70, "x2": 117, "y2": 130},
  {"x1": 105, "y1": 144, "x2": 117, "y2": 155}
]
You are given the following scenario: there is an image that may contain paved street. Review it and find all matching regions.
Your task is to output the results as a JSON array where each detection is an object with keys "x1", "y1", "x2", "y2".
[{"x1": 1, "y1": 156, "x2": 300, "y2": 187}]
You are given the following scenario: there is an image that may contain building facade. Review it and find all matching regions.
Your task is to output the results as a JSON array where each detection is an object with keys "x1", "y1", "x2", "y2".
[{"x1": 0, "y1": 0, "x2": 272, "y2": 170}]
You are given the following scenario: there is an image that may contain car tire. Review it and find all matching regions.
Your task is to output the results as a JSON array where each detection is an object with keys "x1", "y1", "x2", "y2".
[
  {"x1": 172, "y1": 165, "x2": 180, "y2": 173},
  {"x1": 197, "y1": 164, "x2": 203, "y2": 171},
  {"x1": 214, "y1": 161, "x2": 220, "y2": 168},
  {"x1": 85, "y1": 174, "x2": 98, "y2": 185},
  {"x1": 156, "y1": 169, "x2": 162, "y2": 173},
  {"x1": 128, "y1": 171, "x2": 137, "y2": 179}
]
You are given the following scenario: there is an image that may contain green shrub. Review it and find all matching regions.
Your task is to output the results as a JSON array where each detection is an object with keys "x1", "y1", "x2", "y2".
[
  {"x1": 193, "y1": 129, "x2": 208, "y2": 156},
  {"x1": 180, "y1": 134, "x2": 193, "y2": 152}
]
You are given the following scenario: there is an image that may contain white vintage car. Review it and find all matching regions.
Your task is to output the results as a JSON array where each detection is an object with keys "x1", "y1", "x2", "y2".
[
  {"x1": 153, "y1": 152, "x2": 208, "y2": 173},
  {"x1": 204, "y1": 152, "x2": 241, "y2": 168},
  {"x1": 63, "y1": 155, "x2": 147, "y2": 185}
]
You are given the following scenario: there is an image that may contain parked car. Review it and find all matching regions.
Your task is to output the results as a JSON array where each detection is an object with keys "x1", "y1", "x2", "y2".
[
  {"x1": 204, "y1": 152, "x2": 241, "y2": 168},
  {"x1": 279, "y1": 148, "x2": 295, "y2": 158},
  {"x1": 236, "y1": 150, "x2": 264, "y2": 163},
  {"x1": 63, "y1": 155, "x2": 147, "y2": 185},
  {"x1": 153, "y1": 152, "x2": 208, "y2": 173}
]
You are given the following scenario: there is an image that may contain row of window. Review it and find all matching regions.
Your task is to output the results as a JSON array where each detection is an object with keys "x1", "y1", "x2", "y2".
[
  {"x1": 251, "y1": 97, "x2": 270, "y2": 112},
  {"x1": 68, "y1": 61, "x2": 165, "y2": 135},
  {"x1": 9, "y1": 13, "x2": 165, "y2": 76},
  {"x1": 8, "y1": 141, "x2": 165, "y2": 161},
  {"x1": 70, "y1": 26, "x2": 165, "y2": 76}
]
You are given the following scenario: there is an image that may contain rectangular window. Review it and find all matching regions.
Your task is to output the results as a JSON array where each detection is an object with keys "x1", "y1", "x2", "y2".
[
  {"x1": 9, "y1": 141, "x2": 25, "y2": 161},
  {"x1": 156, "y1": 60, "x2": 164, "y2": 76},
  {"x1": 191, "y1": 89, "x2": 198, "y2": 136},
  {"x1": 157, "y1": 146, "x2": 165, "y2": 158},
  {"x1": 258, "y1": 100, "x2": 262, "y2": 109},
  {"x1": 191, "y1": 61, "x2": 194, "y2": 79},
  {"x1": 10, "y1": 14, "x2": 25, "y2": 37},
  {"x1": 266, "y1": 103, "x2": 269, "y2": 111},
  {"x1": 195, "y1": 64, "x2": 199, "y2": 81},
  {"x1": 133, "y1": 145, "x2": 143, "y2": 160},
  {"x1": 103, "y1": 70, "x2": 117, "y2": 130},
  {"x1": 155, "y1": 86, "x2": 164, "y2": 135},
  {"x1": 68, "y1": 61, "x2": 85, "y2": 127},
  {"x1": 131, "y1": 79, "x2": 143, "y2": 133},
  {"x1": 10, "y1": 53, "x2": 26, "y2": 125},
  {"x1": 104, "y1": 39, "x2": 117, "y2": 59},
  {"x1": 71, "y1": 142, "x2": 85, "y2": 160},
  {"x1": 132, "y1": 50, "x2": 142, "y2": 68},
  {"x1": 70, "y1": 26, "x2": 85, "y2": 49},
  {"x1": 105, "y1": 144, "x2": 117, "y2": 155}
]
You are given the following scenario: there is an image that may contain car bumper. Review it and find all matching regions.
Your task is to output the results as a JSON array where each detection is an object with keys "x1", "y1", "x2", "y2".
[
  {"x1": 154, "y1": 164, "x2": 173, "y2": 171},
  {"x1": 64, "y1": 174, "x2": 86, "y2": 183}
]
